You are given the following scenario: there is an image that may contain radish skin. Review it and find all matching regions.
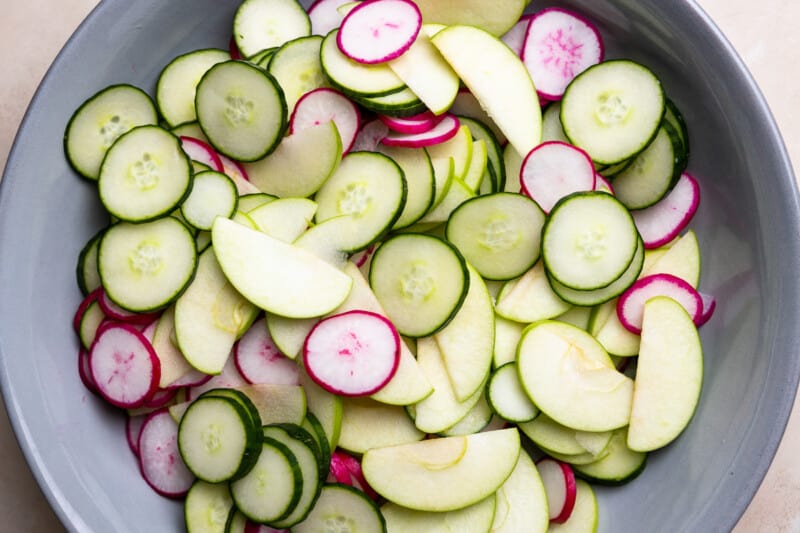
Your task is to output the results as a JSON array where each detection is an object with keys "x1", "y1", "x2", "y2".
[
  {"x1": 632, "y1": 173, "x2": 700, "y2": 249},
  {"x1": 520, "y1": 141, "x2": 596, "y2": 213},
  {"x1": 337, "y1": 0, "x2": 422, "y2": 64},
  {"x1": 617, "y1": 273, "x2": 704, "y2": 334},
  {"x1": 380, "y1": 114, "x2": 460, "y2": 148}
]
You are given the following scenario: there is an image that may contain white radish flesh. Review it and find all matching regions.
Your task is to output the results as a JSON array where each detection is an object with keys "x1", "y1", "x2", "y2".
[
  {"x1": 632, "y1": 173, "x2": 700, "y2": 249},
  {"x1": 234, "y1": 318, "x2": 300, "y2": 386},
  {"x1": 380, "y1": 114, "x2": 460, "y2": 148},
  {"x1": 291, "y1": 87, "x2": 361, "y2": 153},
  {"x1": 337, "y1": 0, "x2": 422, "y2": 64},
  {"x1": 138, "y1": 409, "x2": 195, "y2": 498},
  {"x1": 520, "y1": 141, "x2": 596, "y2": 213},
  {"x1": 536, "y1": 458, "x2": 577, "y2": 523}
]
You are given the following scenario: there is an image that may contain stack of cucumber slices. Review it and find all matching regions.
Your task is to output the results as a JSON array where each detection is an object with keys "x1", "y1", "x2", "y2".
[{"x1": 67, "y1": 0, "x2": 716, "y2": 531}]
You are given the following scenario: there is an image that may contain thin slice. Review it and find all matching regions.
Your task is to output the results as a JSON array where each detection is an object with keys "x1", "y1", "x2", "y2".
[
  {"x1": 337, "y1": 0, "x2": 422, "y2": 64},
  {"x1": 520, "y1": 141, "x2": 596, "y2": 213}
]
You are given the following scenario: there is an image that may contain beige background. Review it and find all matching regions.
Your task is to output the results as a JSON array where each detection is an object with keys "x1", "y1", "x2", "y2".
[{"x1": 0, "y1": 0, "x2": 798, "y2": 531}]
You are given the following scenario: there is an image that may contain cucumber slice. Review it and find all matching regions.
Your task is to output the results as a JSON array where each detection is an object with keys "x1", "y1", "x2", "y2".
[
  {"x1": 98, "y1": 125, "x2": 192, "y2": 222},
  {"x1": 446, "y1": 192, "x2": 545, "y2": 281},
  {"x1": 486, "y1": 362, "x2": 539, "y2": 423},
  {"x1": 180, "y1": 171, "x2": 238, "y2": 231},
  {"x1": 352, "y1": 86, "x2": 427, "y2": 117},
  {"x1": 195, "y1": 60, "x2": 288, "y2": 161},
  {"x1": 369, "y1": 233, "x2": 468, "y2": 337},
  {"x1": 64, "y1": 84, "x2": 158, "y2": 180},
  {"x1": 542, "y1": 192, "x2": 638, "y2": 291},
  {"x1": 267, "y1": 35, "x2": 327, "y2": 115},
  {"x1": 376, "y1": 145, "x2": 436, "y2": 230},
  {"x1": 184, "y1": 480, "x2": 234, "y2": 533},
  {"x1": 233, "y1": 0, "x2": 311, "y2": 58},
  {"x1": 156, "y1": 48, "x2": 230, "y2": 127},
  {"x1": 292, "y1": 484, "x2": 386, "y2": 533},
  {"x1": 573, "y1": 427, "x2": 646, "y2": 485},
  {"x1": 98, "y1": 218, "x2": 197, "y2": 313},
  {"x1": 76, "y1": 227, "x2": 105, "y2": 295},
  {"x1": 561, "y1": 59, "x2": 665, "y2": 165}
]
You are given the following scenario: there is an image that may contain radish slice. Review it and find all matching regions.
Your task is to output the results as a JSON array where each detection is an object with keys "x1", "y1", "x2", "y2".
[
  {"x1": 521, "y1": 7, "x2": 604, "y2": 101},
  {"x1": 126, "y1": 413, "x2": 147, "y2": 457},
  {"x1": 380, "y1": 114, "x2": 460, "y2": 148},
  {"x1": 520, "y1": 141, "x2": 596, "y2": 213},
  {"x1": 697, "y1": 292, "x2": 717, "y2": 326},
  {"x1": 337, "y1": 0, "x2": 422, "y2": 64},
  {"x1": 179, "y1": 136, "x2": 224, "y2": 172},
  {"x1": 537, "y1": 458, "x2": 577, "y2": 523},
  {"x1": 78, "y1": 347, "x2": 97, "y2": 395},
  {"x1": 97, "y1": 289, "x2": 159, "y2": 325},
  {"x1": 303, "y1": 310, "x2": 401, "y2": 397},
  {"x1": 379, "y1": 111, "x2": 442, "y2": 134},
  {"x1": 218, "y1": 152, "x2": 250, "y2": 182},
  {"x1": 501, "y1": 14, "x2": 534, "y2": 57},
  {"x1": 351, "y1": 119, "x2": 390, "y2": 152},
  {"x1": 594, "y1": 173, "x2": 615, "y2": 194},
  {"x1": 229, "y1": 36, "x2": 243, "y2": 60},
  {"x1": 137, "y1": 409, "x2": 194, "y2": 498},
  {"x1": 73, "y1": 287, "x2": 102, "y2": 332},
  {"x1": 335, "y1": 450, "x2": 380, "y2": 500},
  {"x1": 233, "y1": 317, "x2": 300, "y2": 385},
  {"x1": 351, "y1": 244, "x2": 376, "y2": 268},
  {"x1": 308, "y1": 0, "x2": 352, "y2": 36},
  {"x1": 186, "y1": 356, "x2": 247, "y2": 401},
  {"x1": 142, "y1": 386, "x2": 178, "y2": 409},
  {"x1": 244, "y1": 521, "x2": 288, "y2": 533},
  {"x1": 164, "y1": 367, "x2": 212, "y2": 390},
  {"x1": 88, "y1": 322, "x2": 161, "y2": 409},
  {"x1": 631, "y1": 173, "x2": 700, "y2": 249},
  {"x1": 617, "y1": 273, "x2": 704, "y2": 334},
  {"x1": 291, "y1": 87, "x2": 361, "y2": 153}
]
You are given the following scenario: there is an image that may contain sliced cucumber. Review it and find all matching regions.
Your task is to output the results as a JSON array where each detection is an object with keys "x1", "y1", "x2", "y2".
[
  {"x1": 573, "y1": 427, "x2": 647, "y2": 485},
  {"x1": 180, "y1": 170, "x2": 238, "y2": 231},
  {"x1": 184, "y1": 480, "x2": 234, "y2": 533},
  {"x1": 64, "y1": 84, "x2": 158, "y2": 180},
  {"x1": 98, "y1": 218, "x2": 197, "y2": 313},
  {"x1": 98, "y1": 125, "x2": 192, "y2": 222},
  {"x1": 195, "y1": 60, "x2": 287, "y2": 161},
  {"x1": 352, "y1": 86, "x2": 428, "y2": 117},
  {"x1": 320, "y1": 30, "x2": 406, "y2": 98},
  {"x1": 486, "y1": 362, "x2": 539, "y2": 423},
  {"x1": 292, "y1": 484, "x2": 386, "y2": 533},
  {"x1": 369, "y1": 234, "x2": 468, "y2": 337},
  {"x1": 561, "y1": 59, "x2": 665, "y2": 165},
  {"x1": 376, "y1": 145, "x2": 436, "y2": 230},
  {"x1": 76, "y1": 227, "x2": 105, "y2": 295},
  {"x1": 156, "y1": 48, "x2": 230, "y2": 127},
  {"x1": 267, "y1": 35, "x2": 327, "y2": 114},
  {"x1": 446, "y1": 192, "x2": 545, "y2": 280},
  {"x1": 233, "y1": 0, "x2": 311, "y2": 58}
]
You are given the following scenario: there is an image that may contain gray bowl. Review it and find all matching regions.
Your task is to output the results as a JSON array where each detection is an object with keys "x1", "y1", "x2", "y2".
[{"x1": 1, "y1": 0, "x2": 798, "y2": 531}]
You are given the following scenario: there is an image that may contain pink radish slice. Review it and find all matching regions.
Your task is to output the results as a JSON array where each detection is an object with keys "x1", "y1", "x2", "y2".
[
  {"x1": 594, "y1": 173, "x2": 615, "y2": 194},
  {"x1": 537, "y1": 458, "x2": 577, "y2": 524},
  {"x1": 337, "y1": 0, "x2": 422, "y2": 64},
  {"x1": 351, "y1": 119, "x2": 390, "y2": 152},
  {"x1": 245, "y1": 521, "x2": 288, "y2": 533},
  {"x1": 697, "y1": 292, "x2": 717, "y2": 326},
  {"x1": 126, "y1": 413, "x2": 147, "y2": 457},
  {"x1": 520, "y1": 141, "x2": 596, "y2": 213},
  {"x1": 97, "y1": 290, "x2": 160, "y2": 325},
  {"x1": 229, "y1": 36, "x2": 243, "y2": 60},
  {"x1": 142, "y1": 387, "x2": 178, "y2": 409},
  {"x1": 218, "y1": 152, "x2": 250, "y2": 181},
  {"x1": 379, "y1": 111, "x2": 442, "y2": 134},
  {"x1": 234, "y1": 318, "x2": 300, "y2": 386},
  {"x1": 291, "y1": 88, "x2": 361, "y2": 153},
  {"x1": 89, "y1": 322, "x2": 161, "y2": 409},
  {"x1": 335, "y1": 450, "x2": 379, "y2": 500},
  {"x1": 73, "y1": 288, "x2": 102, "y2": 332},
  {"x1": 186, "y1": 356, "x2": 247, "y2": 401},
  {"x1": 303, "y1": 310, "x2": 400, "y2": 397},
  {"x1": 78, "y1": 348, "x2": 98, "y2": 395},
  {"x1": 308, "y1": 0, "x2": 352, "y2": 36},
  {"x1": 632, "y1": 173, "x2": 700, "y2": 249},
  {"x1": 351, "y1": 244, "x2": 376, "y2": 268},
  {"x1": 137, "y1": 409, "x2": 195, "y2": 498},
  {"x1": 521, "y1": 7, "x2": 604, "y2": 100},
  {"x1": 141, "y1": 319, "x2": 158, "y2": 342},
  {"x1": 380, "y1": 114, "x2": 460, "y2": 148},
  {"x1": 164, "y1": 368, "x2": 212, "y2": 390},
  {"x1": 501, "y1": 14, "x2": 534, "y2": 57},
  {"x1": 179, "y1": 136, "x2": 224, "y2": 172},
  {"x1": 329, "y1": 452, "x2": 353, "y2": 485},
  {"x1": 616, "y1": 273, "x2": 704, "y2": 334}
]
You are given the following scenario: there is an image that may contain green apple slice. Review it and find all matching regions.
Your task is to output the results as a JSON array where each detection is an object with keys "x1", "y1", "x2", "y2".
[
  {"x1": 548, "y1": 479, "x2": 598, "y2": 533},
  {"x1": 491, "y1": 452, "x2": 549, "y2": 533},
  {"x1": 381, "y1": 495, "x2": 496, "y2": 532},
  {"x1": 589, "y1": 299, "x2": 640, "y2": 357},
  {"x1": 233, "y1": 383, "x2": 306, "y2": 425},
  {"x1": 413, "y1": 0, "x2": 528, "y2": 36},
  {"x1": 628, "y1": 296, "x2": 703, "y2": 452},
  {"x1": 518, "y1": 321, "x2": 634, "y2": 432},
  {"x1": 495, "y1": 260, "x2": 571, "y2": 323},
  {"x1": 299, "y1": 366, "x2": 343, "y2": 451},
  {"x1": 362, "y1": 428, "x2": 521, "y2": 512},
  {"x1": 640, "y1": 229, "x2": 701, "y2": 287},
  {"x1": 337, "y1": 397, "x2": 425, "y2": 454},
  {"x1": 432, "y1": 25, "x2": 542, "y2": 157},
  {"x1": 151, "y1": 305, "x2": 194, "y2": 387},
  {"x1": 247, "y1": 197, "x2": 317, "y2": 242},
  {"x1": 211, "y1": 217, "x2": 352, "y2": 318},
  {"x1": 493, "y1": 315, "x2": 526, "y2": 368}
]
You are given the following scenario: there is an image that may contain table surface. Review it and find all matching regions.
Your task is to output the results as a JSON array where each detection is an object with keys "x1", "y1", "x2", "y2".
[{"x1": 1, "y1": 1, "x2": 799, "y2": 531}]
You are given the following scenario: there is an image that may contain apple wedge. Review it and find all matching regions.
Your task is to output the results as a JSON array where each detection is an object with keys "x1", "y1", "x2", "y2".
[
  {"x1": 151, "y1": 305, "x2": 195, "y2": 387},
  {"x1": 491, "y1": 451, "x2": 549, "y2": 533},
  {"x1": 381, "y1": 494, "x2": 496, "y2": 532},
  {"x1": 628, "y1": 296, "x2": 703, "y2": 452},
  {"x1": 432, "y1": 25, "x2": 542, "y2": 157},
  {"x1": 494, "y1": 260, "x2": 571, "y2": 323},
  {"x1": 413, "y1": 0, "x2": 528, "y2": 36},
  {"x1": 337, "y1": 397, "x2": 425, "y2": 454},
  {"x1": 211, "y1": 217, "x2": 353, "y2": 318},
  {"x1": 247, "y1": 197, "x2": 317, "y2": 242},
  {"x1": 361, "y1": 428, "x2": 521, "y2": 512}
]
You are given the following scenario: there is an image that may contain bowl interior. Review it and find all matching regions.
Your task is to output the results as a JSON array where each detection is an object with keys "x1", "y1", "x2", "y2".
[{"x1": 0, "y1": 0, "x2": 798, "y2": 532}]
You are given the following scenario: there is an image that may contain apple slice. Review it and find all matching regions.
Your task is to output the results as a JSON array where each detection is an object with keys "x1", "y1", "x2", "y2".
[
  {"x1": 337, "y1": 397, "x2": 425, "y2": 454},
  {"x1": 232, "y1": 383, "x2": 307, "y2": 426},
  {"x1": 491, "y1": 452, "x2": 549, "y2": 533},
  {"x1": 299, "y1": 365, "x2": 343, "y2": 450},
  {"x1": 494, "y1": 260, "x2": 571, "y2": 323},
  {"x1": 362, "y1": 428, "x2": 521, "y2": 512},
  {"x1": 640, "y1": 229, "x2": 701, "y2": 287},
  {"x1": 628, "y1": 296, "x2": 703, "y2": 452},
  {"x1": 432, "y1": 25, "x2": 542, "y2": 158},
  {"x1": 412, "y1": 0, "x2": 527, "y2": 36},
  {"x1": 381, "y1": 494, "x2": 497, "y2": 532},
  {"x1": 150, "y1": 305, "x2": 195, "y2": 388},
  {"x1": 211, "y1": 217, "x2": 353, "y2": 318},
  {"x1": 247, "y1": 197, "x2": 317, "y2": 242}
]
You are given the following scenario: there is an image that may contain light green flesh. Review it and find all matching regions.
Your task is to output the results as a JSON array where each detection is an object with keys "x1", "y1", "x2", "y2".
[
  {"x1": 292, "y1": 216, "x2": 351, "y2": 269},
  {"x1": 337, "y1": 398, "x2": 425, "y2": 454},
  {"x1": 574, "y1": 427, "x2": 646, "y2": 483},
  {"x1": 561, "y1": 60, "x2": 665, "y2": 165},
  {"x1": 238, "y1": 193, "x2": 276, "y2": 213},
  {"x1": 292, "y1": 485, "x2": 386, "y2": 533},
  {"x1": 184, "y1": 480, "x2": 234, "y2": 533},
  {"x1": 267, "y1": 35, "x2": 327, "y2": 115},
  {"x1": 418, "y1": 176, "x2": 475, "y2": 225},
  {"x1": 450, "y1": 90, "x2": 507, "y2": 146},
  {"x1": 369, "y1": 234, "x2": 467, "y2": 338},
  {"x1": 180, "y1": 171, "x2": 238, "y2": 231},
  {"x1": 98, "y1": 125, "x2": 191, "y2": 222},
  {"x1": 426, "y1": 125, "x2": 473, "y2": 182},
  {"x1": 541, "y1": 102, "x2": 570, "y2": 143},
  {"x1": 543, "y1": 193, "x2": 638, "y2": 291},
  {"x1": 268, "y1": 314, "x2": 319, "y2": 360},
  {"x1": 248, "y1": 197, "x2": 317, "y2": 243},
  {"x1": 354, "y1": 87, "x2": 425, "y2": 115},
  {"x1": 491, "y1": 452, "x2": 549, "y2": 533},
  {"x1": 235, "y1": 384, "x2": 307, "y2": 426},
  {"x1": 462, "y1": 139, "x2": 488, "y2": 191},
  {"x1": 517, "y1": 321, "x2": 633, "y2": 432},
  {"x1": 487, "y1": 363, "x2": 539, "y2": 422},
  {"x1": 321, "y1": 30, "x2": 405, "y2": 97},
  {"x1": 457, "y1": 115, "x2": 506, "y2": 191},
  {"x1": 590, "y1": 299, "x2": 641, "y2": 357},
  {"x1": 413, "y1": 0, "x2": 527, "y2": 35},
  {"x1": 195, "y1": 61, "x2": 286, "y2": 161},
  {"x1": 548, "y1": 479, "x2": 599, "y2": 532},
  {"x1": 446, "y1": 192, "x2": 544, "y2": 280},
  {"x1": 78, "y1": 300, "x2": 104, "y2": 350},
  {"x1": 494, "y1": 260, "x2": 571, "y2": 323},
  {"x1": 555, "y1": 306, "x2": 593, "y2": 331},
  {"x1": 428, "y1": 155, "x2": 455, "y2": 209},
  {"x1": 377, "y1": 145, "x2": 436, "y2": 230},
  {"x1": 299, "y1": 367, "x2": 343, "y2": 450},
  {"x1": 492, "y1": 316, "x2": 526, "y2": 368},
  {"x1": 230, "y1": 439, "x2": 300, "y2": 523},
  {"x1": 171, "y1": 121, "x2": 207, "y2": 142},
  {"x1": 157, "y1": 48, "x2": 230, "y2": 127},
  {"x1": 152, "y1": 306, "x2": 195, "y2": 388},
  {"x1": 77, "y1": 230, "x2": 103, "y2": 295},
  {"x1": 440, "y1": 391, "x2": 494, "y2": 436},
  {"x1": 65, "y1": 84, "x2": 158, "y2": 180},
  {"x1": 519, "y1": 413, "x2": 612, "y2": 458},
  {"x1": 381, "y1": 494, "x2": 496, "y2": 533},
  {"x1": 314, "y1": 152, "x2": 406, "y2": 253},
  {"x1": 640, "y1": 230, "x2": 701, "y2": 287},
  {"x1": 502, "y1": 143, "x2": 524, "y2": 193},
  {"x1": 98, "y1": 217, "x2": 197, "y2": 313},
  {"x1": 233, "y1": 0, "x2": 311, "y2": 58},
  {"x1": 612, "y1": 124, "x2": 677, "y2": 209}
]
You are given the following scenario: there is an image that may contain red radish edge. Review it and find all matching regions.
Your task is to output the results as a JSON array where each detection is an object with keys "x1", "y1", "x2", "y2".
[
  {"x1": 336, "y1": 450, "x2": 379, "y2": 500},
  {"x1": 337, "y1": 0, "x2": 422, "y2": 65},
  {"x1": 164, "y1": 368, "x2": 213, "y2": 390},
  {"x1": 594, "y1": 173, "x2": 615, "y2": 194},
  {"x1": 218, "y1": 152, "x2": 250, "y2": 181},
  {"x1": 303, "y1": 309, "x2": 401, "y2": 397},
  {"x1": 537, "y1": 458, "x2": 577, "y2": 523},
  {"x1": 521, "y1": 7, "x2": 605, "y2": 101},
  {"x1": 137, "y1": 409, "x2": 195, "y2": 498},
  {"x1": 697, "y1": 292, "x2": 717, "y2": 326},
  {"x1": 308, "y1": 0, "x2": 352, "y2": 37},
  {"x1": 142, "y1": 387, "x2": 178, "y2": 409},
  {"x1": 616, "y1": 273, "x2": 704, "y2": 334},
  {"x1": 379, "y1": 112, "x2": 442, "y2": 135},
  {"x1": 245, "y1": 521, "x2": 288, "y2": 533},
  {"x1": 78, "y1": 348, "x2": 98, "y2": 395},
  {"x1": 520, "y1": 140, "x2": 596, "y2": 213},
  {"x1": 351, "y1": 244, "x2": 376, "y2": 268},
  {"x1": 74, "y1": 288, "x2": 103, "y2": 332},
  {"x1": 180, "y1": 136, "x2": 224, "y2": 172},
  {"x1": 632, "y1": 173, "x2": 700, "y2": 249},
  {"x1": 380, "y1": 114, "x2": 460, "y2": 148},
  {"x1": 126, "y1": 413, "x2": 147, "y2": 457},
  {"x1": 97, "y1": 289, "x2": 160, "y2": 325},
  {"x1": 290, "y1": 87, "x2": 362, "y2": 153},
  {"x1": 351, "y1": 119, "x2": 390, "y2": 153},
  {"x1": 501, "y1": 14, "x2": 535, "y2": 57},
  {"x1": 233, "y1": 318, "x2": 300, "y2": 386}
]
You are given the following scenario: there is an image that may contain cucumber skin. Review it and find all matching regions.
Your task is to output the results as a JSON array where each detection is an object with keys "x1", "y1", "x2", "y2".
[{"x1": 573, "y1": 456, "x2": 647, "y2": 486}]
